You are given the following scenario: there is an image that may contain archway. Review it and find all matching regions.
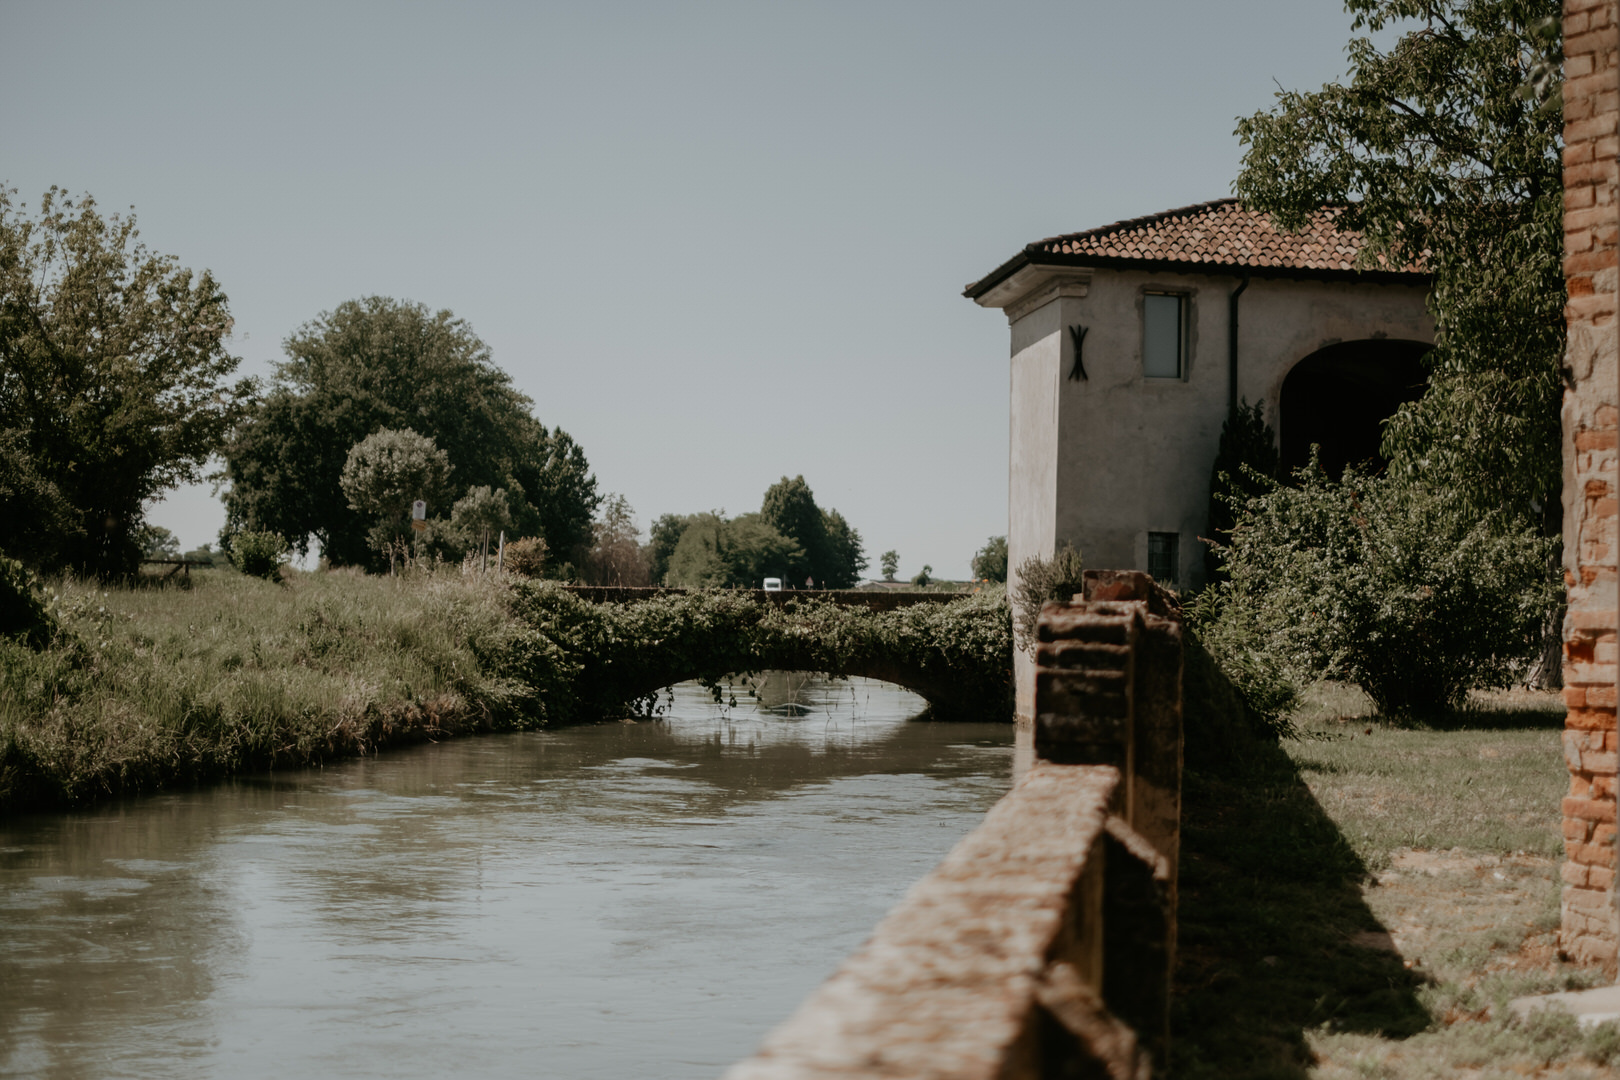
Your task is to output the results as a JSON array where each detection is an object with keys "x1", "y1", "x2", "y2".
[{"x1": 1278, "y1": 339, "x2": 1430, "y2": 479}]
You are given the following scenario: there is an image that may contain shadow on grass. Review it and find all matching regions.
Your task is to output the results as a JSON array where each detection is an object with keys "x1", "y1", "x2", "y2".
[
  {"x1": 1392, "y1": 704, "x2": 1566, "y2": 734},
  {"x1": 1172, "y1": 735, "x2": 1432, "y2": 1078}
]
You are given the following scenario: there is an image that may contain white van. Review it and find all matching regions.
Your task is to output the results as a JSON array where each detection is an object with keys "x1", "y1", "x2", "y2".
[{"x1": 762, "y1": 577, "x2": 783, "y2": 592}]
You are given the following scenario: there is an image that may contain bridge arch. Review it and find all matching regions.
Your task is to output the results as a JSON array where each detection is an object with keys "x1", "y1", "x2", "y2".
[{"x1": 1277, "y1": 338, "x2": 1430, "y2": 479}]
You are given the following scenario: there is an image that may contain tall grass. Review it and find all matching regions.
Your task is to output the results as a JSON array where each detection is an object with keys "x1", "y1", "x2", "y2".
[{"x1": 0, "y1": 568, "x2": 545, "y2": 811}]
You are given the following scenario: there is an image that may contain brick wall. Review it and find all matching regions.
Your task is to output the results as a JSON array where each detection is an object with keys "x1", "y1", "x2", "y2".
[{"x1": 1562, "y1": 0, "x2": 1620, "y2": 970}]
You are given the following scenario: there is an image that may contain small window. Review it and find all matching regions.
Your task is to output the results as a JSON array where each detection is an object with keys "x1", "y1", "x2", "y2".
[
  {"x1": 1147, "y1": 532, "x2": 1179, "y2": 586},
  {"x1": 1143, "y1": 293, "x2": 1184, "y2": 378}
]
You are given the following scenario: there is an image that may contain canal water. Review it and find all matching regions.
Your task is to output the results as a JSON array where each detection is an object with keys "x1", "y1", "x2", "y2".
[{"x1": 0, "y1": 676, "x2": 1014, "y2": 1079}]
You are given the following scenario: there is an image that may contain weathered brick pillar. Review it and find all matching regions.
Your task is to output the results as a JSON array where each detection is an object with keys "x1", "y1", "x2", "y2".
[{"x1": 1562, "y1": 0, "x2": 1620, "y2": 970}]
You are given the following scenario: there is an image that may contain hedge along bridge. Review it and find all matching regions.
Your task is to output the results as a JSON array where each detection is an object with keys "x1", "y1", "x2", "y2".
[{"x1": 523, "y1": 585, "x2": 1013, "y2": 722}]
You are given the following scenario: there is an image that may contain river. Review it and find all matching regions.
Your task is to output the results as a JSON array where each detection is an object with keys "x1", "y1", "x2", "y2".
[{"x1": 0, "y1": 675, "x2": 1014, "y2": 1079}]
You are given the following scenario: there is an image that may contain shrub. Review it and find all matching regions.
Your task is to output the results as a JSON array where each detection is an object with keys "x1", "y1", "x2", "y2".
[
  {"x1": 1203, "y1": 458, "x2": 1559, "y2": 718},
  {"x1": 1204, "y1": 398, "x2": 1278, "y2": 582},
  {"x1": 1011, "y1": 543, "x2": 1085, "y2": 654},
  {"x1": 229, "y1": 530, "x2": 288, "y2": 580},
  {"x1": 0, "y1": 556, "x2": 56, "y2": 647},
  {"x1": 502, "y1": 536, "x2": 548, "y2": 578}
]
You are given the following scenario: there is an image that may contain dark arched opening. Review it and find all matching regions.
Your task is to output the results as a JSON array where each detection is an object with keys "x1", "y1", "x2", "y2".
[{"x1": 1279, "y1": 339, "x2": 1430, "y2": 479}]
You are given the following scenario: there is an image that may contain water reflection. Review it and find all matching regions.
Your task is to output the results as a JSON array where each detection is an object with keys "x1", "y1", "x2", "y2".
[{"x1": 0, "y1": 676, "x2": 1013, "y2": 1079}]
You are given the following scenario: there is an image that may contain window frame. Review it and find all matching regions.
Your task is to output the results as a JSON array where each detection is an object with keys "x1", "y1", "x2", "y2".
[
  {"x1": 1147, "y1": 531, "x2": 1180, "y2": 586},
  {"x1": 1141, "y1": 289, "x2": 1189, "y2": 380}
]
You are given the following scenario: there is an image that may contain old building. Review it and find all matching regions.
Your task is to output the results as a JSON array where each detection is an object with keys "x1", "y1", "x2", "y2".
[{"x1": 966, "y1": 199, "x2": 1434, "y2": 719}]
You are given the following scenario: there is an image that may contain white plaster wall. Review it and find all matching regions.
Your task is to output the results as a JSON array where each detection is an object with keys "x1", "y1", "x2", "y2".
[
  {"x1": 1007, "y1": 298, "x2": 1065, "y2": 720},
  {"x1": 1006, "y1": 270, "x2": 1431, "y2": 597}
]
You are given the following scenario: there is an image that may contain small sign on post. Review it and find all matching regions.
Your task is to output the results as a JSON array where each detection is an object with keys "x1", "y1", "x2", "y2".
[{"x1": 411, "y1": 500, "x2": 427, "y2": 532}]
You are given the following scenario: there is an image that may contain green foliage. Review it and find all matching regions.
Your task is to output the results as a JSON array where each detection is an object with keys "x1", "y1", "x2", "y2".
[
  {"x1": 911, "y1": 564, "x2": 933, "y2": 587},
  {"x1": 666, "y1": 512, "x2": 802, "y2": 589},
  {"x1": 971, "y1": 536, "x2": 1008, "y2": 583},
  {"x1": 502, "y1": 536, "x2": 548, "y2": 578},
  {"x1": 338, "y1": 427, "x2": 453, "y2": 567},
  {"x1": 0, "y1": 188, "x2": 253, "y2": 576},
  {"x1": 759, "y1": 475, "x2": 867, "y2": 588},
  {"x1": 506, "y1": 582, "x2": 1013, "y2": 722},
  {"x1": 1234, "y1": 0, "x2": 1564, "y2": 524},
  {"x1": 1203, "y1": 399, "x2": 1278, "y2": 582},
  {"x1": 880, "y1": 549, "x2": 899, "y2": 582},
  {"x1": 222, "y1": 296, "x2": 599, "y2": 569},
  {"x1": 228, "y1": 530, "x2": 288, "y2": 581},
  {"x1": 646, "y1": 513, "x2": 691, "y2": 586},
  {"x1": 1011, "y1": 543, "x2": 1085, "y2": 654},
  {"x1": 582, "y1": 494, "x2": 649, "y2": 586},
  {"x1": 1202, "y1": 459, "x2": 1559, "y2": 718},
  {"x1": 452, "y1": 485, "x2": 512, "y2": 560},
  {"x1": 140, "y1": 525, "x2": 181, "y2": 560},
  {"x1": 0, "y1": 555, "x2": 56, "y2": 647}
]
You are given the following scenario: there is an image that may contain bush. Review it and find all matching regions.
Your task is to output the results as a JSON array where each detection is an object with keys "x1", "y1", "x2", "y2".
[
  {"x1": 229, "y1": 530, "x2": 288, "y2": 580},
  {"x1": 0, "y1": 556, "x2": 56, "y2": 647},
  {"x1": 1011, "y1": 543, "x2": 1085, "y2": 654},
  {"x1": 1202, "y1": 458, "x2": 1559, "y2": 718},
  {"x1": 502, "y1": 536, "x2": 548, "y2": 578}
]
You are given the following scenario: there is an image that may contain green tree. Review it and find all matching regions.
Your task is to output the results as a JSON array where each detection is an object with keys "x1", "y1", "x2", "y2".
[
  {"x1": 338, "y1": 427, "x2": 452, "y2": 570},
  {"x1": 140, "y1": 525, "x2": 181, "y2": 560},
  {"x1": 911, "y1": 564, "x2": 933, "y2": 587},
  {"x1": 971, "y1": 536, "x2": 1008, "y2": 583},
  {"x1": 665, "y1": 512, "x2": 803, "y2": 589},
  {"x1": 1233, "y1": 0, "x2": 1563, "y2": 524},
  {"x1": 222, "y1": 297, "x2": 598, "y2": 569},
  {"x1": 881, "y1": 550, "x2": 899, "y2": 582},
  {"x1": 583, "y1": 493, "x2": 650, "y2": 586},
  {"x1": 819, "y1": 508, "x2": 868, "y2": 588},
  {"x1": 647, "y1": 512, "x2": 694, "y2": 586},
  {"x1": 759, "y1": 475, "x2": 866, "y2": 588},
  {"x1": 452, "y1": 485, "x2": 513, "y2": 569},
  {"x1": 0, "y1": 188, "x2": 253, "y2": 576}
]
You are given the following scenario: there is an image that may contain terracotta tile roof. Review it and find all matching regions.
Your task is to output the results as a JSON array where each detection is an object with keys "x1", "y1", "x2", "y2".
[{"x1": 966, "y1": 199, "x2": 1426, "y2": 299}]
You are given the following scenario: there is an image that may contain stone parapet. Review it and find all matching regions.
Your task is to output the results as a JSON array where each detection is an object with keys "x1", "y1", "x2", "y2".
[{"x1": 721, "y1": 570, "x2": 1183, "y2": 1079}]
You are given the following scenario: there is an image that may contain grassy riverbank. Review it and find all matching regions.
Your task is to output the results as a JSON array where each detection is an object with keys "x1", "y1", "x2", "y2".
[
  {"x1": 1174, "y1": 686, "x2": 1618, "y2": 1079},
  {"x1": 1, "y1": 569, "x2": 1012, "y2": 813},
  {"x1": 0, "y1": 569, "x2": 549, "y2": 811}
]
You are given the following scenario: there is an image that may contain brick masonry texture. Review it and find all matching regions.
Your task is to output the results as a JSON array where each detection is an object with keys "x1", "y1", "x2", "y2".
[{"x1": 1562, "y1": 0, "x2": 1620, "y2": 971}]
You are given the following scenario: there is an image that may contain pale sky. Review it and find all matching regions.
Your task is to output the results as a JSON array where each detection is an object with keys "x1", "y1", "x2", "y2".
[{"x1": 2, "y1": 1, "x2": 1380, "y2": 578}]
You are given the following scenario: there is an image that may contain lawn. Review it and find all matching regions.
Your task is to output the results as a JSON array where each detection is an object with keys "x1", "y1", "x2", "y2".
[{"x1": 1174, "y1": 685, "x2": 1620, "y2": 1078}]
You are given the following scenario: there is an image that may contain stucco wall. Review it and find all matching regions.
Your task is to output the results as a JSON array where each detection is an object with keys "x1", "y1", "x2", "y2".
[{"x1": 1003, "y1": 270, "x2": 1431, "y2": 581}]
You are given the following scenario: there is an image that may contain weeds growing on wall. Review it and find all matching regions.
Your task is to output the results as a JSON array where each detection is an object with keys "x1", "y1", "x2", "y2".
[{"x1": 1011, "y1": 544, "x2": 1085, "y2": 654}]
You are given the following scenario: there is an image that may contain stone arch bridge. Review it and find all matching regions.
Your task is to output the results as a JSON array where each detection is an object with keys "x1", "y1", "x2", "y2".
[{"x1": 528, "y1": 586, "x2": 1013, "y2": 722}]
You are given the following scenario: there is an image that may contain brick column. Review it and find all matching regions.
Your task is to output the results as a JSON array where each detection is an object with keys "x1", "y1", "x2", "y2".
[{"x1": 1562, "y1": 0, "x2": 1620, "y2": 970}]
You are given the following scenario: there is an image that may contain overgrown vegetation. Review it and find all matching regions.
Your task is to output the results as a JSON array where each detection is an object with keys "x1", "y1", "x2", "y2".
[
  {"x1": 1011, "y1": 543, "x2": 1085, "y2": 653},
  {"x1": 0, "y1": 570, "x2": 1010, "y2": 811},
  {"x1": 1197, "y1": 459, "x2": 1558, "y2": 718},
  {"x1": 1235, "y1": 0, "x2": 1565, "y2": 529},
  {"x1": 1176, "y1": 686, "x2": 1615, "y2": 1078}
]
